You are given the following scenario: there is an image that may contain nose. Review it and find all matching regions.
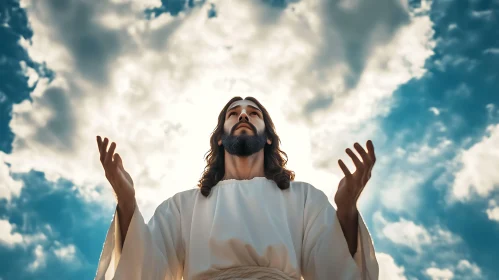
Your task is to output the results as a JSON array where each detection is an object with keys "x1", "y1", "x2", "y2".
[{"x1": 239, "y1": 111, "x2": 249, "y2": 122}]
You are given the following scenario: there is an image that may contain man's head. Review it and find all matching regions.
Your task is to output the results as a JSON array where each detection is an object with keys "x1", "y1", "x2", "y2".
[
  {"x1": 197, "y1": 96, "x2": 295, "y2": 197},
  {"x1": 218, "y1": 99, "x2": 271, "y2": 157}
]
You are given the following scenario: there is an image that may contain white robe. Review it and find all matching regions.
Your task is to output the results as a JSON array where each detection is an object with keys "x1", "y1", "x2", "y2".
[{"x1": 95, "y1": 177, "x2": 379, "y2": 280}]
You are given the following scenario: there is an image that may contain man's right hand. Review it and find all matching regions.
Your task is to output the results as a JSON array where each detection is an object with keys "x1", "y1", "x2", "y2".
[{"x1": 96, "y1": 136, "x2": 135, "y2": 206}]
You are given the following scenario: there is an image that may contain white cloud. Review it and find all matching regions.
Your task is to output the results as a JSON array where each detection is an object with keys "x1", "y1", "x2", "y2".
[
  {"x1": 456, "y1": 259, "x2": 481, "y2": 278},
  {"x1": 433, "y1": 54, "x2": 478, "y2": 72},
  {"x1": 429, "y1": 107, "x2": 441, "y2": 116},
  {"x1": 0, "y1": 219, "x2": 49, "y2": 250},
  {"x1": 5, "y1": 0, "x2": 436, "y2": 220},
  {"x1": 0, "y1": 151, "x2": 24, "y2": 202},
  {"x1": 377, "y1": 135, "x2": 453, "y2": 213},
  {"x1": 375, "y1": 212, "x2": 460, "y2": 254},
  {"x1": 483, "y1": 48, "x2": 499, "y2": 55},
  {"x1": 0, "y1": 219, "x2": 24, "y2": 247},
  {"x1": 451, "y1": 124, "x2": 499, "y2": 202},
  {"x1": 380, "y1": 218, "x2": 432, "y2": 253},
  {"x1": 28, "y1": 244, "x2": 46, "y2": 271},
  {"x1": 470, "y1": 10, "x2": 493, "y2": 20},
  {"x1": 486, "y1": 199, "x2": 499, "y2": 222},
  {"x1": 424, "y1": 259, "x2": 482, "y2": 280},
  {"x1": 53, "y1": 242, "x2": 78, "y2": 263},
  {"x1": 377, "y1": 252, "x2": 408, "y2": 280},
  {"x1": 425, "y1": 267, "x2": 454, "y2": 280}
]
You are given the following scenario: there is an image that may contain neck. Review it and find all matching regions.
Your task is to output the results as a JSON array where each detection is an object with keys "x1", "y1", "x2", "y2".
[{"x1": 222, "y1": 150, "x2": 265, "y2": 180}]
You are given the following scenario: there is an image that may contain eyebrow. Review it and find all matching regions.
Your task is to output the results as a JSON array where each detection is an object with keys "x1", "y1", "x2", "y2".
[{"x1": 226, "y1": 105, "x2": 262, "y2": 114}]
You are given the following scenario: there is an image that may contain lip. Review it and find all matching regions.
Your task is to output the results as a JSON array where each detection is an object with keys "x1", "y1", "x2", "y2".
[{"x1": 235, "y1": 124, "x2": 252, "y2": 131}]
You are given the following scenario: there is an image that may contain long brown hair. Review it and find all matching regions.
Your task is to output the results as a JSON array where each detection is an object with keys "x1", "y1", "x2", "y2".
[{"x1": 197, "y1": 96, "x2": 295, "y2": 197}]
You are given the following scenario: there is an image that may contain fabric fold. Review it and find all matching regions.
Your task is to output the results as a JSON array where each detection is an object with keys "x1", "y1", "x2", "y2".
[{"x1": 94, "y1": 198, "x2": 184, "y2": 280}]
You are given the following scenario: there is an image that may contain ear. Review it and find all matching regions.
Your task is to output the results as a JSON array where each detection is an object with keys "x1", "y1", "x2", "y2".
[
  {"x1": 267, "y1": 138, "x2": 272, "y2": 145},
  {"x1": 218, "y1": 139, "x2": 222, "y2": 146}
]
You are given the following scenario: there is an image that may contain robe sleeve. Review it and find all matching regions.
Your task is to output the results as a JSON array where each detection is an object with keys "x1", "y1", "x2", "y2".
[
  {"x1": 301, "y1": 200, "x2": 379, "y2": 280},
  {"x1": 94, "y1": 197, "x2": 184, "y2": 280}
]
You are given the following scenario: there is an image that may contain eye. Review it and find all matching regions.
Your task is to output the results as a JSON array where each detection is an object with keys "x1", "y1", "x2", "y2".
[{"x1": 228, "y1": 112, "x2": 236, "y2": 117}]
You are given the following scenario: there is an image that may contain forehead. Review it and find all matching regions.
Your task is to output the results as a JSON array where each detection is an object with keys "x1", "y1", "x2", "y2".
[{"x1": 227, "y1": 100, "x2": 261, "y2": 111}]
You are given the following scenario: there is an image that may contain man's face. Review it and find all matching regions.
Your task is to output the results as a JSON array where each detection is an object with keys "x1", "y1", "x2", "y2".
[{"x1": 219, "y1": 100, "x2": 270, "y2": 157}]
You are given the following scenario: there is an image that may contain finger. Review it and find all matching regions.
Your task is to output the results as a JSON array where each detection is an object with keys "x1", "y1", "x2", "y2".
[
  {"x1": 367, "y1": 140, "x2": 376, "y2": 164},
  {"x1": 100, "y1": 138, "x2": 109, "y2": 163},
  {"x1": 354, "y1": 142, "x2": 372, "y2": 167},
  {"x1": 338, "y1": 159, "x2": 351, "y2": 177},
  {"x1": 114, "y1": 153, "x2": 123, "y2": 169},
  {"x1": 354, "y1": 143, "x2": 371, "y2": 185},
  {"x1": 105, "y1": 142, "x2": 116, "y2": 166},
  {"x1": 97, "y1": 135, "x2": 102, "y2": 148},
  {"x1": 346, "y1": 148, "x2": 364, "y2": 172}
]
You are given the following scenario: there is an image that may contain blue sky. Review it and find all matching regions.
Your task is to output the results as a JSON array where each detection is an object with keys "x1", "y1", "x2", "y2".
[{"x1": 0, "y1": 0, "x2": 498, "y2": 279}]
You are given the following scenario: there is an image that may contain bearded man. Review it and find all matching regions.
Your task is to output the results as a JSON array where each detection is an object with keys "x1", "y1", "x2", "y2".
[{"x1": 95, "y1": 96, "x2": 379, "y2": 280}]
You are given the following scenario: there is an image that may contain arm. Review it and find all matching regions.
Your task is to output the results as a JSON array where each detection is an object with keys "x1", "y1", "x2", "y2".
[
  {"x1": 116, "y1": 198, "x2": 136, "y2": 249},
  {"x1": 337, "y1": 207, "x2": 359, "y2": 257},
  {"x1": 301, "y1": 194, "x2": 378, "y2": 280},
  {"x1": 95, "y1": 197, "x2": 184, "y2": 280}
]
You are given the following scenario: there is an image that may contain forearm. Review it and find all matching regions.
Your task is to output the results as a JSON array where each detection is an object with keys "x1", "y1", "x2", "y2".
[
  {"x1": 117, "y1": 197, "x2": 136, "y2": 248},
  {"x1": 336, "y1": 207, "x2": 359, "y2": 257}
]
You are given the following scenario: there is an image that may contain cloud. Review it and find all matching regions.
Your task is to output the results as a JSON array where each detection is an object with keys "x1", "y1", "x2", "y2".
[
  {"x1": 0, "y1": 151, "x2": 24, "y2": 201},
  {"x1": 470, "y1": 10, "x2": 493, "y2": 21},
  {"x1": 0, "y1": 171, "x2": 110, "y2": 279},
  {"x1": 432, "y1": 54, "x2": 478, "y2": 73},
  {"x1": 375, "y1": 135, "x2": 454, "y2": 213},
  {"x1": 53, "y1": 242, "x2": 77, "y2": 262},
  {"x1": 483, "y1": 48, "x2": 499, "y2": 55},
  {"x1": 445, "y1": 83, "x2": 471, "y2": 99},
  {"x1": 425, "y1": 267, "x2": 454, "y2": 280},
  {"x1": 375, "y1": 212, "x2": 460, "y2": 254},
  {"x1": 486, "y1": 199, "x2": 499, "y2": 222},
  {"x1": 381, "y1": 219, "x2": 432, "y2": 253},
  {"x1": 376, "y1": 214, "x2": 461, "y2": 254},
  {"x1": 424, "y1": 259, "x2": 483, "y2": 280},
  {"x1": 7, "y1": 0, "x2": 437, "y2": 225},
  {"x1": 429, "y1": 107, "x2": 441, "y2": 116},
  {"x1": 450, "y1": 124, "x2": 499, "y2": 202},
  {"x1": 0, "y1": 219, "x2": 24, "y2": 247},
  {"x1": 456, "y1": 259, "x2": 481, "y2": 278},
  {"x1": 377, "y1": 252, "x2": 408, "y2": 280},
  {"x1": 27, "y1": 244, "x2": 46, "y2": 272}
]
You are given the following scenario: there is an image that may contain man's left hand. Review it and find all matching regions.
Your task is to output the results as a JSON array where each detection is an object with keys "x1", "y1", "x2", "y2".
[{"x1": 335, "y1": 140, "x2": 376, "y2": 215}]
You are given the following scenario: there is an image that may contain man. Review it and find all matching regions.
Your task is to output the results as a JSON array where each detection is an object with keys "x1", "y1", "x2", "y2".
[{"x1": 94, "y1": 96, "x2": 379, "y2": 280}]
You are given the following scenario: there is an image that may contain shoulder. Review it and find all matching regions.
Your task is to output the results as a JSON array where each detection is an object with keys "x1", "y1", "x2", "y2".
[
  {"x1": 157, "y1": 188, "x2": 200, "y2": 211},
  {"x1": 290, "y1": 180, "x2": 329, "y2": 205}
]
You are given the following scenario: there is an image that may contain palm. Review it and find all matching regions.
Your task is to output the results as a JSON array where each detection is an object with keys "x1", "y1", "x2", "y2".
[{"x1": 335, "y1": 172, "x2": 362, "y2": 208}]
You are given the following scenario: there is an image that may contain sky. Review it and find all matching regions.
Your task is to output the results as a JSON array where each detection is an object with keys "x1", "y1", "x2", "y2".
[{"x1": 0, "y1": 0, "x2": 498, "y2": 279}]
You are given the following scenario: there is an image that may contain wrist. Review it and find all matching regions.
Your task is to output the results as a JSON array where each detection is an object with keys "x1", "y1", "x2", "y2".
[
  {"x1": 336, "y1": 205, "x2": 358, "y2": 222},
  {"x1": 118, "y1": 196, "x2": 136, "y2": 214}
]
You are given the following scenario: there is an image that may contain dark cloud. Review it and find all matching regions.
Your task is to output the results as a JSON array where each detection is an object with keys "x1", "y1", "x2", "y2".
[
  {"x1": 302, "y1": 93, "x2": 333, "y2": 114},
  {"x1": 31, "y1": 86, "x2": 77, "y2": 152},
  {"x1": 314, "y1": 0, "x2": 411, "y2": 90},
  {"x1": 29, "y1": 0, "x2": 129, "y2": 85}
]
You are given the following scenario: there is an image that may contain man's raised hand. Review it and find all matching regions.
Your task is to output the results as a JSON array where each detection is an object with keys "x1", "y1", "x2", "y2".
[
  {"x1": 334, "y1": 140, "x2": 376, "y2": 213},
  {"x1": 96, "y1": 136, "x2": 135, "y2": 203}
]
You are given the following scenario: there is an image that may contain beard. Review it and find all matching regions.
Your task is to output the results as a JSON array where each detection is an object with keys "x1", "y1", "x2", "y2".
[{"x1": 221, "y1": 128, "x2": 267, "y2": 157}]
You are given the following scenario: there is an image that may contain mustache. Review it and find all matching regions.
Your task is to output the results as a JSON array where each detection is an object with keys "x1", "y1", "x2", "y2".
[{"x1": 231, "y1": 121, "x2": 256, "y2": 134}]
